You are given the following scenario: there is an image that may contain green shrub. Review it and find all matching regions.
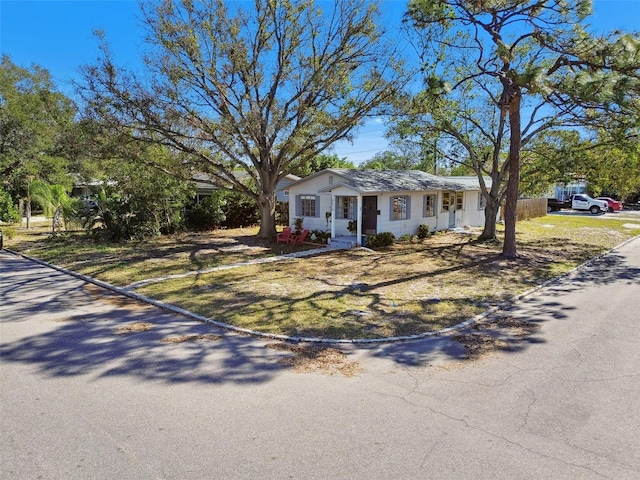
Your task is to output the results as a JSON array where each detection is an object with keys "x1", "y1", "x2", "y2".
[
  {"x1": 1, "y1": 225, "x2": 17, "y2": 239},
  {"x1": 0, "y1": 188, "x2": 20, "y2": 224},
  {"x1": 310, "y1": 229, "x2": 331, "y2": 244},
  {"x1": 187, "y1": 193, "x2": 227, "y2": 231},
  {"x1": 85, "y1": 191, "x2": 183, "y2": 242},
  {"x1": 365, "y1": 231, "x2": 395, "y2": 248},
  {"x1": 220, "y1": 191, "x2": 259, "y2": 228},
  {"x1": 63, "y1": 198, "x2": 95, "y2": 230},
  {"x1": 417, "y1": 224, "x2": 430, "y2": 239}
]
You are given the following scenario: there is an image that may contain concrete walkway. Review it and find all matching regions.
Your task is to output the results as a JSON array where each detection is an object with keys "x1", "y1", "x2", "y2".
[{"x1": 123, "y1": 245, "x2": 338, "y2": 290}]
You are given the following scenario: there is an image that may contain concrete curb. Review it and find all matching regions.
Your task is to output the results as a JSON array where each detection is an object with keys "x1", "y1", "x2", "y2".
[{"x1": 4, "y1": 233, "x2": 639, "y2": 345}]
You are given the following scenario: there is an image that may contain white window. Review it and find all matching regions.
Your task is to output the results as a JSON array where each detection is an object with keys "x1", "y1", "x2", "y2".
[
  {"x1": 336, "y1": 196, "x2": 356, "y2": 219},
  {"x1": 455, "y1": 191, "x2": 463, "y2": 210},
  {"x1": 391, "y1": 195, "x2": 410, "y2": 221},
  {"x1": 298, "y1": 195, "x2": 317, "y2": 217},
  {"x1": 442, "y1": 192, "x2": 463, "y2": 211},
  {"x1": 442, "y1": 192, "x2": 451, "y2": 211},
  {"x1": 423, "y1": 194, "x2": 436, "y2": 217}
]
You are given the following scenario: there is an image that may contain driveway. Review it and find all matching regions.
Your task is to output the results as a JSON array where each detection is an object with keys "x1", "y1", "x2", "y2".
[
  {"x1": 549, "y1": 208, "x2": 640, "y2": 219},
  {"x1": 1, "y1": 237, "x2": 640, "y2": 479}
]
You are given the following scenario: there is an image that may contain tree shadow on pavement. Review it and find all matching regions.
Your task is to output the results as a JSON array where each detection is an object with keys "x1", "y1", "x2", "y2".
[
  {"x1": 0, "y1": 254, "x2": 287, "y2": 385},
  {"x1": 0, "y1": 303, "x2": 288, "y2": 385},
  {"x1": 2, "y1": 246, "x2": 638, "y2": 379},
  {"x1": 367, "y1": 249, "x2": 640, "y2": 367}
]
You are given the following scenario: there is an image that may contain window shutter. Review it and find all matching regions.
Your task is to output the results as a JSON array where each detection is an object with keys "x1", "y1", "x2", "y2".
[
  {"x1": 406, "y1": 196, "x2": 411, "y2": 219},
  {"x1": 295, "y1": 195, "x2": 301, "y2": 217},
  {"x1": 315, "y1": 195, "x2": 320, "y2": 217}
]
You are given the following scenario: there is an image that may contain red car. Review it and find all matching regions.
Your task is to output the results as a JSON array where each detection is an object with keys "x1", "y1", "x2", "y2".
[{"x1": 596, "y1": 197, "x2": 624, "y2": 212}]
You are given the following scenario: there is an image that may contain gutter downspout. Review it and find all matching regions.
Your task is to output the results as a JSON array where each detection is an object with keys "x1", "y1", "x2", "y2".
[{"x1": 330, "y1": 193, "x2": 336, "y2": 242}]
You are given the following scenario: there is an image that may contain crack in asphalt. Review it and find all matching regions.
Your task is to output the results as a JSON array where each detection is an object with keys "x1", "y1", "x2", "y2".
[
  {"x1": 421, "y1": 404, "x2": 616, "y2": 479},
  {"x1": 369, "y1": 366, "x2": 626, "y2": 480},
  {"x1": 564, "y1": 372, "x2": 640, "y2": 383},
  {"x1": 520, "y1": 386, "x2": 537, "y2": 431}
]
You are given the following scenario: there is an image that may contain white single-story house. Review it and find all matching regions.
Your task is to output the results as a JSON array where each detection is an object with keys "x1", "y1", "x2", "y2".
[{"x1": 287, "y1": 169, "x2": 492, "y2": 246}]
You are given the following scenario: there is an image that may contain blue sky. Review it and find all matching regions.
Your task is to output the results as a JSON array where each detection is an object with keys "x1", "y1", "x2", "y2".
[{"x1": 1, "y1": 0, "x2": 639, "y2": 165}]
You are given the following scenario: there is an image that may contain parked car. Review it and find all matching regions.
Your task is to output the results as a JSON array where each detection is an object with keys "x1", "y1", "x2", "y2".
[{"x1": 595, "y1": 197, "x2": 624, "y2": 212}]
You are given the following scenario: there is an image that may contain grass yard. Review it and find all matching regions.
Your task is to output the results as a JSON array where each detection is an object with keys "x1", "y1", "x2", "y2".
[
  {"x1": 5, "y1": 214, "x2": 640, "y2": 339},
  {"x1": 5, "y1": 224, "x2": 315, "y2": 286}
]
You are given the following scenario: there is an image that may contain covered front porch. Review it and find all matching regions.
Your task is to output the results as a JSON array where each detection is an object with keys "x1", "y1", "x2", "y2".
[{"x1": 319, "y1": 184, "x2": 378, "y2": 247}]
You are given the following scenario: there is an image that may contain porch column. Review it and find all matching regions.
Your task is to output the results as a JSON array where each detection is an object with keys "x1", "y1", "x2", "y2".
[
  {"x1": 356, "y1": 194, "x2": 363, "y2": 246},
  {"x1": 330, "y1": 193, "x2": 336, "y2": 241}
]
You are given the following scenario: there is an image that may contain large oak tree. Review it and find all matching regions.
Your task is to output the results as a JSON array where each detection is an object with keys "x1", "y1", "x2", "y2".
[{"x1": 80, "y1": 0, "x2": 404, "y2": 241}]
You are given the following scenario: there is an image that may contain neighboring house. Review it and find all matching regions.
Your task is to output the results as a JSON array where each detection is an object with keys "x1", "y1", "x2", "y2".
[
  {"x1": 71, "y1": 179, "x2": 107, "y2": 199},
  {"x1": 287, "y1": 169, "x2": 491, "y2": 246},
  {"x1": 193, "y1": 172, "x2": 301, "y2": 204},
  {"x1": 552, "y1": 182, "x2": 587, "y2": 202},
  {"x1": 275, "y1": 174, "x2": 301, "y2": 203}
]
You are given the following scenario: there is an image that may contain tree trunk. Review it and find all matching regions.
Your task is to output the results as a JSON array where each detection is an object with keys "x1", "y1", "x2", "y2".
[
  {"x1": 502, "y1": 92, "x2": 522, "y2": 258},
  {"x1": 52, "y1": 208, "x2": 59, "y2": 234},
  {"x1": 256, "y1": 190, "x2": 277, "y2": 242},
  {"x1": 478, "y1": 197, "x2": 500, "y2": 241},
  {"x1": 25, "y1": 197, "x2": 31, "y2": 230}
]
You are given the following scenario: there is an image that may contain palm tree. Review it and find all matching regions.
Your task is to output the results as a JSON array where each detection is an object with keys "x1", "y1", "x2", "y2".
[{"x1": 29, "y1": 180, "x2": 71, "y2": 234}]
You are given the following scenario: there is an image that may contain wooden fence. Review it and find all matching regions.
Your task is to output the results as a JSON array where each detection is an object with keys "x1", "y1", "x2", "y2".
[{"x1": 499, "y1": 198, "x2": 547, "y2": 222}]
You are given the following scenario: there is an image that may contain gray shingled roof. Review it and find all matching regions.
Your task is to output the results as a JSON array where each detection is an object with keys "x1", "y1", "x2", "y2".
[{"x1": 316, "y1": 169, "x2": 489, "y2": 193}]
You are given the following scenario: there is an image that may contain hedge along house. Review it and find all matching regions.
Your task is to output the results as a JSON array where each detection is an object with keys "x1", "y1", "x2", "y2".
[{"x1": 287, "y1": 169, "x2": 492, "y2": 247}]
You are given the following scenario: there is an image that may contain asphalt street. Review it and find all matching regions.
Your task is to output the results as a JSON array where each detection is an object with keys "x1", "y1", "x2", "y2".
[{"x1": 1, "y1": 236, "x2": 639, "y2": 480}]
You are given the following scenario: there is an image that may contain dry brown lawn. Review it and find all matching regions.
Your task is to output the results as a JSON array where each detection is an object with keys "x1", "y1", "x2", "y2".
[{"x1": 6, "y1": 215, "x2": 639, "y2": 340}]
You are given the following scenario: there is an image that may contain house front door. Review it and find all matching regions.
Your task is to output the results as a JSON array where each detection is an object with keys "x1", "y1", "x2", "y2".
[
  {"x1": 448, "y1": 191, "x2": 457, "y2": 228},
  {"x1": 362, "y1": 196, "x2": 377, "y2": 234}
]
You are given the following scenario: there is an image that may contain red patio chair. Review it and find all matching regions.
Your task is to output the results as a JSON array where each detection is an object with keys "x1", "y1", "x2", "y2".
[
  {"x1": 277, "y1": 227, "x2": 292, "y2": 244},
  {"x1": 289, "y1": 229, "x2": 309, "y2": 246}
]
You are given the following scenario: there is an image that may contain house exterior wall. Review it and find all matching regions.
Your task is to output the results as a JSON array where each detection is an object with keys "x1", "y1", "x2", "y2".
[
  {"x1": 194, "y1": 175, "x2": 298, "y2": 205},
  {"x1": 461, "y1": 191, "x2": 487, "y2": 228},
  {"x1": 375, "y1": 191, "x2": 439, "y2": 237},
  {"x1": 376, "y1": 190, "x2": 486, "y2": 235},
  {"x1": 288, "y1": 172, "x2": 488, "y2": 238},
  {"x1": 288, "y1": 173, "x2": 336, "y2": 233}
]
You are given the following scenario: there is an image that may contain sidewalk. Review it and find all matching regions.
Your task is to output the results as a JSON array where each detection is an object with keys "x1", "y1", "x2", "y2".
[{"x1": 122, "y1": 244, "x2": 343, "y2": 290}]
